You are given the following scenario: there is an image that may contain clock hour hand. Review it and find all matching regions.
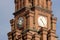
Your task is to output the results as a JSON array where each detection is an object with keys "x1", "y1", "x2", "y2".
[{"x1": 40, "y1": 19, "x2": 45, "y2": 25}]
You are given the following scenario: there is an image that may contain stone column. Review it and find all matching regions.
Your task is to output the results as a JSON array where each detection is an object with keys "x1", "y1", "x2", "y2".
[
  {"x1": 23, "y1": 31, "x2": 33, "y2": 40},
  {"x1": 25, "y1": 0, "x2": 29, "y2": 7},
  {"x1": 18, "y1": 0, "x2": 21, "y2": 9},
  {"x1": 10, "y1": 19, "x2": 15, "y2": 31},
  {"x1": 15, "y1": 30, "x2": 22, "y2": 40},
  {"x1": 22, "y1": 29, "x2": 40, "y2": 40},
  {"x1": 8, "y1": 32, "x2": 12, "y2": 40},
  {"x1": 48, "y1": 0, "x2": 52, "y2": 10},
  {"x1": 15, "y1": 0, "x2": 19, "y2": 11},
  {"x1": 48, "y1": 17, "x2": 57, "y2": 40},
  {"x1": 39, "y1": 0, "x2": 42, "y2": 7},
  {"x1": 43, "y1": 0, "x2": 46, "y2": 8},
  {"x1": 15, "y1": 3, "x2": 17, "y2": 11},
  {"x1": 41, "y1": 27, "x2": 47, "y2": 40},
  {"x1": 35, "y1": 33, "x2": 40, "y2": 40},
  {"x1": 51, "y1": 17, "x2": 57, "y2": 31},
  {"x1": 48, "y1": 30, "x2": 57, "y2": 40},
  {"x1": 26, "y1": 11, "x2": 34, "y2": 29},
  {"x1": 41, "y1": 0, "x2": 44, "y2": 8},
  {"x1": 14, "y1": 0, "x2": 18, "y2": 11},
  {"x1": 34, "y1": 0, "x2": 38, "y2": 6},
  {"x1": 20, "y1": 0, "x2": 23, "y2": 8}
]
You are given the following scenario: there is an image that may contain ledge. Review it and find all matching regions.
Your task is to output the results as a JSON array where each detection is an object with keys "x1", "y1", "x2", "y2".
[
  {"x1": 31, "y1": 6, "x2": 53, "y2": 14},
  {"x1": 22, "y1": 28, "x2": 39, "y2": 34},
  {"x1": 7, "y1": 32, "x2": 12, "y2": 36},
  {"x1": 13, "y1": 7, "x2": 28, "y2": 16}
]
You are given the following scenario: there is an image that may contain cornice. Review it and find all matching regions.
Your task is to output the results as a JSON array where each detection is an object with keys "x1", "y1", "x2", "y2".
[
  {"x1": 13, "y1": 7, "x2": 28, "y2": 16},
  {"x1": 48, "y1": 29, "x2": 56, "y2": 35},
  {"x1": 13, "y1": 6, "x2": 53, "y2": 16},
  {"x1": 48, "y1": 33, "x2": 58, "y2": 38},
  {"x1": 22, "y1": 28, "x2": 39, "y2": 34},
  {"x1": 7, "y1": 32, "x2": 13, "y2": 36},
  {"x1": 52, "y1": 17, "x2": 57, "y2": 21},
  {"x1": 31, "y1": 6, "x2": 53, "y2": 15}
]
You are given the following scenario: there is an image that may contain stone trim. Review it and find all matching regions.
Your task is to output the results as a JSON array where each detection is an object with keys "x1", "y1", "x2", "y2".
[
  {"x1": 13, "y1": 7, "x2": 27, "y2": 16},
  {"x1": 31, "y1": 6, "x2": 52, "y2": 13},
  {"x1": 48, "y1": 34, "x2": 58, "y2": 38},
  {"x1": 7, "y1": 32, "x2": 12, "y2": 36},
  {"x1": 22, "y1": 28, "x2": 39, "y2": 34}
]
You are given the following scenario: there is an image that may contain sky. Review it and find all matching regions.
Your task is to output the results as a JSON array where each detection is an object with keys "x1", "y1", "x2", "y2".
[{"x1": 0, "y1": 0, "x2": 60, "y2": 40}]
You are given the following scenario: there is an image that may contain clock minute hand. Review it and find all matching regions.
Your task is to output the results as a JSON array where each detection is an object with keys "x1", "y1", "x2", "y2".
[{"x1": 40, "y1": 19, "x2": 45, "y2": 25}]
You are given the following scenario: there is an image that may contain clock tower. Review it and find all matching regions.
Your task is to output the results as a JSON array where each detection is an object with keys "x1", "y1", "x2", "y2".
[{"x1": 8, "y1": 0, "x2": 58, "y2": 40}]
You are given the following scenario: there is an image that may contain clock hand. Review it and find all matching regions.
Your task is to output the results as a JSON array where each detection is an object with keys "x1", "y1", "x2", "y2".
[{"x1": 40, "y1": 19, "x2": 45, "y2": 25}]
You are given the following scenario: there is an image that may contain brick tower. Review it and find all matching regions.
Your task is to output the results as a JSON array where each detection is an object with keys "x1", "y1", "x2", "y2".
[{"x1": 8, "y1": 0, "x2": 58, "y2": 40}]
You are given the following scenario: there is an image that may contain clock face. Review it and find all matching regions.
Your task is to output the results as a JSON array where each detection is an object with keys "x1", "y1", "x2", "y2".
[
  {"x1": 18, "y1": 17, "x2": 24, "y2": 27},
  {"x1": 38, "y1": 16, "x2": 47, "y2": 27}
]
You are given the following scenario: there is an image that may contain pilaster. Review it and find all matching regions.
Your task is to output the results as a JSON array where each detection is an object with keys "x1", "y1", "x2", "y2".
[
  {"x1": 39, "y1": 0, "x2": 42, "y2": 7},
  {"x1": 22, "y1": 30, "x2": 33, "y2": 40},
  {"x1": 25, "y1": 0, "x2": 29, "y2": 7},
  {"x1": 10, "y1": 19, "x2": 15, "y2": 31},
  {"x1": 26, "y1": 10, "x2": 34, "y2": 29},
  {"x1": 40, "y1": 27, "x2": 48, "y2": 40},
  {"x1": 43, "y1": 0, "x2": 46, "y2": 8},
  {"x1": 48, "y1": 0, "x2": 52, "y2": 10},
  {"x1": 34, "y1": 33, "x2": 41, "y2": 40},
  {"x1": 8, "y1": 32, "x2": 12, "y2": 40},
  {"x1": 14, "y1": 0, "x2": 18, "y2": 11},
  {"x1": 15, "y1": 30, "x2": 22, "y2": 40},
  {"x1": 48, "y1": 29, "x2": 58, "y2": 40},
  {"x1": 22, "y1": 28, "x2": 41, "y2": 40},
  {"x1": 34, "y1": 0, "x2": 38, "y2": 6},
  {"x1": 51, "y1": 17, "x2": 57, "y2": 31}
]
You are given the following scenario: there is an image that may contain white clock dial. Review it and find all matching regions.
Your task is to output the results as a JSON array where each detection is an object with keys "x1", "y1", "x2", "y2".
[
  {"x1": 38, "y1": 16, "x2": 47, "y2": 27},
  {"x1": 18, "y1": 17, "x2": 23, "y2": 26}
]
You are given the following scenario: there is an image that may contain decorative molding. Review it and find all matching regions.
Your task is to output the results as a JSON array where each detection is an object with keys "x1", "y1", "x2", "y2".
[
  {"x1": 31, "y1": 6, "x2": 53, "y2": 14},
  {"x1": 13, "y1": 7, "x2": 27, "y2": 16},
  {"x1": 22, "y1": 28, "x2": 39, "y2": 34}
]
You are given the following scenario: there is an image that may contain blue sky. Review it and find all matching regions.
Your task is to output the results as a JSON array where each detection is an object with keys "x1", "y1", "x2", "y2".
[{"x1": 0, "y1": 0, "x2": 60, "y2": 40}]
